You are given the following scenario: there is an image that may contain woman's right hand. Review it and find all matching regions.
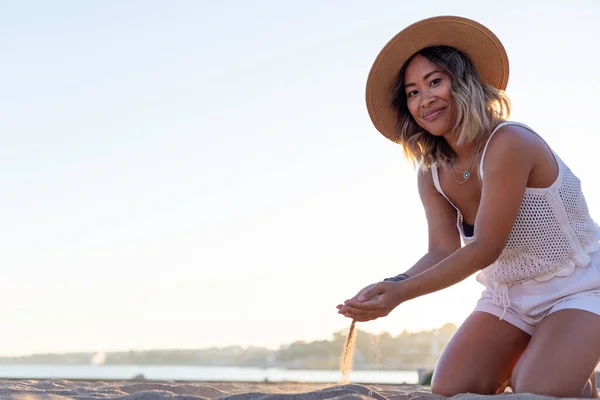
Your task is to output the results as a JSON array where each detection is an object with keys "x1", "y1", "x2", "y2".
[
  {"x1": 337, "y1": 281, "x2": 406, "y2": 322},
  {"x1": 336, "y1": 283, "x2": 376, "y2": 318}
]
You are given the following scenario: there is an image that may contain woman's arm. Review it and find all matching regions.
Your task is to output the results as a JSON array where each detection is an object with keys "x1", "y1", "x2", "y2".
[
  {"x1": 400, "y1": 125, "x2": 535, "y2": 300},
  {"x1": 337, "y1": 167, "x2": 460, "y2": 315},
  {"x1": 342, "y1": 125, "x2": 537, "y2": 320},
  {"x1": 390, "y1": 166, "x2": 462, "y2": 280}
]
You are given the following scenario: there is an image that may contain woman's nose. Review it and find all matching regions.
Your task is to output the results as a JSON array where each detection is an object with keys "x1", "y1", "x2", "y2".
[{"x1": 421, "y1": 93, "x2": 435, "y2": 108}]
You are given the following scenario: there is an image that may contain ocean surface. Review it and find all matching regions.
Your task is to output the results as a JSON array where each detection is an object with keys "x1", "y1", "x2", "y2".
[{"x1": 0, "y1": 365, "x2": 419, "y2": 384}]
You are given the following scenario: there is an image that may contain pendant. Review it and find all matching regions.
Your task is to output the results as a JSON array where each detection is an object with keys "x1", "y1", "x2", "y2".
[{"x1": 463, "y1": 171, "x2": 470, "y2": 180}]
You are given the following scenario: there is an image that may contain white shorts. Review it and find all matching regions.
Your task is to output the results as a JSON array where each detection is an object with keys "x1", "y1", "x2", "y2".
[{"x1": 474, "y1": 249, "x2": 600, "y2": 335}]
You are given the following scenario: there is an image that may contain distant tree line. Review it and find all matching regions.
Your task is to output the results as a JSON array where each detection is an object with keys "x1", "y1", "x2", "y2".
[{"x1": 0, "y1": 324, "x2": 457, "y2": 370}]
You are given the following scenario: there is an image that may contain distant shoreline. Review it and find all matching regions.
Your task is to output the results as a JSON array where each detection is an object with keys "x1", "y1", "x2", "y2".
[{"x1": 0, "y1": 364, "x2": 420, "y2": 384}]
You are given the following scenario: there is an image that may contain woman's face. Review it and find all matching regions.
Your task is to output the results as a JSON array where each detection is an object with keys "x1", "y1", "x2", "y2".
[{"x1": 403, "y1": 54, "x2": 456, "y2": 137}]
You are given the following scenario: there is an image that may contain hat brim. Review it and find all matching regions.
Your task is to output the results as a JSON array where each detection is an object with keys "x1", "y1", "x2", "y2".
[{"x1": 365, "y1": 16, "x2": 509, "y2": 142}]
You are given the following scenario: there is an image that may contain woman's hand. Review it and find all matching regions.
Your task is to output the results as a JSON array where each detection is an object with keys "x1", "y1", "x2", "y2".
[{"x1": 336, "y1": 281, "x2": 404, "y2": 322}]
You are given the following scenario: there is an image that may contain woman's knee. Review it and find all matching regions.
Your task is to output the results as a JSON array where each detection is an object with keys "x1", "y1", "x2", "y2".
[
  {"x1": 512, "y1": 371, "x2": 589, "y2": 398},
  {"x1": 430, "y1": 375, "x2": 462, "y2": 397},
  {"x1": 431, "y1": 370, "x2": 500, "y2": 396}
]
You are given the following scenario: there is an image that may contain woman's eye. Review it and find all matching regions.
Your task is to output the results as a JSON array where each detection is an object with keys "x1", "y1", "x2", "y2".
[
  {"x1": 431, "y1": 78, "x2": 441, "y2": 86},
  {"x1": 407, "y1": 90, "x2": 418, "y2": 98}
]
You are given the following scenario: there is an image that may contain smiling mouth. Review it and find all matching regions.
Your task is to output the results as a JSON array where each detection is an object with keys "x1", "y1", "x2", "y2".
[{"x1": 423, "y1": 107, "x2": 446, "y2": 121}]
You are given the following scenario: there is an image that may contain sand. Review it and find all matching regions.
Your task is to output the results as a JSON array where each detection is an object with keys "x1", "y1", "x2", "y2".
[
  {"x1": 340, "y1": 320, "x2": 357, "y2": 384},
  {"x1": 0, "y1": 379, "x2": 584, "y2": 400}
]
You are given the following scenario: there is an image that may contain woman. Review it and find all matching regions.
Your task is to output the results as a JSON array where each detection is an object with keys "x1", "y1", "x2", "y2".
[{"x1": 337, "y1": 16, "x2": 600, "y2": 397}]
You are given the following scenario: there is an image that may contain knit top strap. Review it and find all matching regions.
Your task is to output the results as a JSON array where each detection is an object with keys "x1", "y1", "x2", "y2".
[{"x1": 431, "y1": 164, "x2": 459, "y2": 212}]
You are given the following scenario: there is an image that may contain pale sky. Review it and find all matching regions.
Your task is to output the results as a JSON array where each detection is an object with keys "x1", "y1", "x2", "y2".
[{"x1": 1, "y1": 0, "x2": 599, "y2": 357}]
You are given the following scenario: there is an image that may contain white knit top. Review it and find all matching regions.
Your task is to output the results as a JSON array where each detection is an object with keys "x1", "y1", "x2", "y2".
[{"x1": 431, "y1": 122, "x2": 600, "y2": 315}]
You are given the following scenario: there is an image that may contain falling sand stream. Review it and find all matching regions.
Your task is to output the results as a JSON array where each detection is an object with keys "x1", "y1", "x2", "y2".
[{"x1": 339, "y1": 319, "x2": 357, "y2": 384}]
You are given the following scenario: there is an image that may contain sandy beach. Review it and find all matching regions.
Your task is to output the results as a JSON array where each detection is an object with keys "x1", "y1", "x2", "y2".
[{"x1": 0, "y1": 379, "x2": 583, "y2": 400}]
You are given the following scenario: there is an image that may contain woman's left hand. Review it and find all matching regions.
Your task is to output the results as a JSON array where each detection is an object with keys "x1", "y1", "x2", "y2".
[{"x1": 336, "y1": 281, "x2": 404, "y2": 322}]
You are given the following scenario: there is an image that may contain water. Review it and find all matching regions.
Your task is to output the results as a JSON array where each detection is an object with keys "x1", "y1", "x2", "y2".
[{"x1": 0, "y1": 365, "x2": 418, "y2": 384}]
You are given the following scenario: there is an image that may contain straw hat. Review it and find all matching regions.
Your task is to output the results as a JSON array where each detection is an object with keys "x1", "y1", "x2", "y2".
[{"x1": 365, "y1": 16, "x2": 509, "y2": 142}]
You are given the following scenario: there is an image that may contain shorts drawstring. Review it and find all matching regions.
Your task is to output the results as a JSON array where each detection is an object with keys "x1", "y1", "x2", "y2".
[{"x1": 492, "y1": 283, "x2": 511, "y2": 320}]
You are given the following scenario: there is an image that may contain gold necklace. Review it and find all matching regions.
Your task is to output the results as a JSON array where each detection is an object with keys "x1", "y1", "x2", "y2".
[{"x1": 451, "y1": 155, "x2": 477, "y2": 185}]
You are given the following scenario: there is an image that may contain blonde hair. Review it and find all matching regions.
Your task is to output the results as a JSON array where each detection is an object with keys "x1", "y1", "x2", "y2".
[{"x1": 391, "y1": 46, "x2": 511, "y2": 169}]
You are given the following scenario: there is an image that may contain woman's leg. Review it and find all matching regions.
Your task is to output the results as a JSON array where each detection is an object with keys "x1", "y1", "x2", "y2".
[
  {"x1": 431, "y1": 311, "x2": 530, "y2": 396},
  {"x1": 512, "y1": 309, "x2": 600, "y2": 397},
  {"x1": 581, "y1": 373, "x2": 599, "y2": 399},
  {"x1": 592, "y1": 371, "x2": 599, "y2": 398},
  {"x1": 591, "y1": 371, "x2": 599, "y2": 398}
]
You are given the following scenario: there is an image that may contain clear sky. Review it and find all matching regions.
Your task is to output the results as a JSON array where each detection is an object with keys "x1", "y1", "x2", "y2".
[{"x1": 1, "y1": 0, "x2": 599, "y2": 357}]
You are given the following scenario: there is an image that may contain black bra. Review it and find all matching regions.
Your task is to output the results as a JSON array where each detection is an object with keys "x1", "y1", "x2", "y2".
[{"x1": 462, "y1": 221, "x2": 474, "y2": 237}]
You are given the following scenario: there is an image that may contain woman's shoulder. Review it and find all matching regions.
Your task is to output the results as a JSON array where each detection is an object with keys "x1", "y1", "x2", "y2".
[
  {"x1": 483, "y1": 121, "x2": 546, "y2": 156},
  {"x1": 417, "y1": 164, "x2": 434, "y2": 185},
  {"x1": 491, "y1": 121, "x2": 540, "y2": 142},
  {"x1": 479, "y1": 122, "x2": 542, "y2": 177}
]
